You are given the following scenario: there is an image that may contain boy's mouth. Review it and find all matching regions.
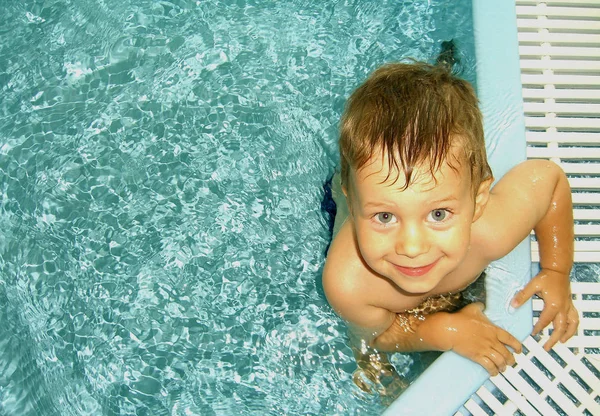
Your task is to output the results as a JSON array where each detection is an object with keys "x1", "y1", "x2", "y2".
[{"x1": 392, "y1": 259, "x2": 439, "y2": 277}]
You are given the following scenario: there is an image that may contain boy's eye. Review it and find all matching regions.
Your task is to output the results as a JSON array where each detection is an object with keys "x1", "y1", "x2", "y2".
[
  {"x1": 376, "y1": 212, "x2": 395, "y2": 224},
  {"x1": 429, "y1": 209, "x2": 448, "y2": 222}
]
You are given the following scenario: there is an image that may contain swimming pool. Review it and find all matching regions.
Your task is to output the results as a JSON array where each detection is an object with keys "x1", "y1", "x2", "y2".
[{"x1": 0, "y1": 1, "x2": 495, "y2": 414}]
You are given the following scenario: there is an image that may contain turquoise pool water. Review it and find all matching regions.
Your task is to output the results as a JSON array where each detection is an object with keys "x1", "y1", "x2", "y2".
[{"x1": 0, "y1": 1, "x2": 475, "y2": 414}]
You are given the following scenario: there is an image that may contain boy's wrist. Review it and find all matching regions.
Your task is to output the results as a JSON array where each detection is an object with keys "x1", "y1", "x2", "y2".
[
  {"x1": 415, "y1": 312, "x2": 454, "y2": 352},
  {"x1": 540, "y1": 265, "x2": 572, "y2": 278}
]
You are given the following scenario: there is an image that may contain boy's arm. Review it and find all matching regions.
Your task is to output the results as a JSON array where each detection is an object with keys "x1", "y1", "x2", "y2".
[
  {"x1": 372, "y1": 303, "x2": 521, "y2": 376},
  {"x1": 323, "y1": 230, "x2": 521, "y2": 375},
  {"x1": 478, "y1": 159, "x2": 579, "y2": 350},
  {"x1": 325, "y1": 280, "x2": 522, "y2": 376}
]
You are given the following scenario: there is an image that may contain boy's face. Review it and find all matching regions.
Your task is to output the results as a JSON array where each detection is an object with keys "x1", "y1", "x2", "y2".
[{"x1": 347, "y1": 150, "x2": 486, "y2": 295}]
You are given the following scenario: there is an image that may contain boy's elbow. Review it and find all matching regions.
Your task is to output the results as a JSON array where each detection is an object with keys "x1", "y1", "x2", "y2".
[
  {"x1": 523, "y1": 159, "x2": 570, "y2": 219},
  {"x1": 530, "y1": 159, "x2": 568, "y2": 191},
  {"x1": 538, "y1": 160, "x2": 572, "y2": 214}
]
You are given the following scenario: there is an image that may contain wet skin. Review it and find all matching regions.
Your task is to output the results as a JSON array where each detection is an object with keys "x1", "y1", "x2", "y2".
[{"x1": 323, "y1": 151, "x2": 579, "y2": 379}]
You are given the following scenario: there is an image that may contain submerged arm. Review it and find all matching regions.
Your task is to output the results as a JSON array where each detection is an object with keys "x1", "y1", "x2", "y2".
[
  {"x1": 325, "y1": 273, "x2": 522, "y2": 376},
  {"x1": 371, "y1": 310, "x2": 449, "y2": 352}
]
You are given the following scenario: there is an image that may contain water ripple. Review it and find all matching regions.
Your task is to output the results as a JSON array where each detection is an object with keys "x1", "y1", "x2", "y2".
[{"x1": 1, "y1": 0, "x2": 478, "y2": 414}]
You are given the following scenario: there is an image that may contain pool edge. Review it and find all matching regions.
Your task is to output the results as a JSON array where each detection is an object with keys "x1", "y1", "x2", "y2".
[{"x1": 383, "y1": 1, "x2": 532, "y2": 415}]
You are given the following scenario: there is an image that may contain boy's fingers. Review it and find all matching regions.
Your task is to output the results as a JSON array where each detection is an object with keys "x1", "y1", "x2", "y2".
[
  {"x1": 543, "y1": 335, "x2": 560, "y2": 351},
  {"x1": 479, "y1": 357, "x2": 499, "y2": 376},
  {"x1": 497, "y1": 328, "x2": 522, "y2": 354},
  {"x1": 511, "y1": 280, "x2": 539, "y2": 308},
  {"x1": 532, "y1": 307, "x2": 555, "y2": 336},
  {"x1": 487, "y1": 350, "x2": 507, "y2": 373},
  {"x1": 561, "y1": 309, "x2": 579, "y2": 343},
  {"x1": 495, "y1": 344, "x2": 516, "y2": 368},
  {"x1": 543, "y1": 315, "x2": 566, "y2": 351},
  {"x1": 352, "y1": 371, "x2": 375, "y2": 394}
]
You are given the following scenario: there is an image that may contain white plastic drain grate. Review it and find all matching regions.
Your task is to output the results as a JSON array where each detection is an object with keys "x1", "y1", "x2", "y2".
[
  {"x1": 517, "y1": 0, "x2": 600, "y2": 263},
  {"x1": 458, "y1": 283, "x2": 600, "y2": 416},
  {"x1": 457, "y1": 1, "x2": 600, "y2": 414}
]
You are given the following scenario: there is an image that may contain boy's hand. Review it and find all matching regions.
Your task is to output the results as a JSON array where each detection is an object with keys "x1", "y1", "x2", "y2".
[
  {"x1": 351, "y1": 351, "x2": 408, "y2": 398},
  {"x1": 441, "y1": 303, "x2": 522, "y2": 376},
  {"x1": 511, "y1": 268, "x2": 579, "y2": 351}
]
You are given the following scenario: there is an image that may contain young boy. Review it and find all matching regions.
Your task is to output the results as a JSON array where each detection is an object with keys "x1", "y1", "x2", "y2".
[{"x1": 322, "y1": 62, "x2": 579, "y2": 392}]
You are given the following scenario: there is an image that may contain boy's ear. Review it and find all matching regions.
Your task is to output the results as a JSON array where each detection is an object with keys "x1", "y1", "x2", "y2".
[
  {"x1": 342, "y1": 185, "x2": 353, "y2": 215},
  {"x1": 473, "y1": 177, "x2": 493, "y2": 222}
]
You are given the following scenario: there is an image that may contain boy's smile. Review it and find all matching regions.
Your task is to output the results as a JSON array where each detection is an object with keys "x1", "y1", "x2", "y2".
[
  {"x1": 347, "y1": 150, "x2": 483, "y2": 294},
  {"x1": 392, "y1": 259, "x2": 440, "y2": 277}
]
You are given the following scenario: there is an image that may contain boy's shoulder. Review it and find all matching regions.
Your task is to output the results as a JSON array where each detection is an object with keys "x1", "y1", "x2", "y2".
[
  {"x1": 472, "y1": 159, "x2": 563, "y2": 261},
  {"x1": 323, "y1": 220, "x2": 432, "y2": 317},
  {"x1": 322, "y1": 220, "x2": 399, "y2": 328},
  {"x1": 323, "y1": 219, "x2": 368, "y2": 298}
]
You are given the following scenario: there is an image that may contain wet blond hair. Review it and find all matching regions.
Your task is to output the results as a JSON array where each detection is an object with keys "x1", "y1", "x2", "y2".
[{"x1": 339, "y1": 62, "x2": 492, "y2": 194}]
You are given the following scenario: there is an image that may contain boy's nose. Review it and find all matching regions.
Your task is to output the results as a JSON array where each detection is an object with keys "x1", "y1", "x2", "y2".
[{"x1": 395, "y1": 224, "x2": 429, "y2": 258}]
